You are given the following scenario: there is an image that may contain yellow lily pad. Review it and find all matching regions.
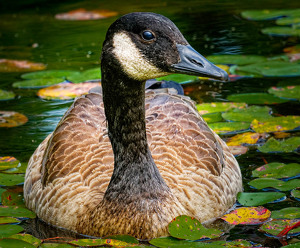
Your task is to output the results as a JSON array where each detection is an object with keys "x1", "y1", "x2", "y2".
[
  {"x1": 208, "y1": 122, "x2": 250, "y2": 135},
  {"x1": 226, "y1": 132, "x2": 263, "y2": 146},
  {"x1": 0, "y1": 59, "x2": 46, "y2": 72},
  {"x1": 0, "y1": 111, "x2": 28, "y2": 128},
  {"x1": 0, "y1": 156, "x2": 20, "y2": 171}
]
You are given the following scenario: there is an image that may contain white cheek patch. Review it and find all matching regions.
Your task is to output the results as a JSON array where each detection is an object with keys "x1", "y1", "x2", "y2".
[{"x1": 112, "y1": 32, "x2": 170, "y2": 81}]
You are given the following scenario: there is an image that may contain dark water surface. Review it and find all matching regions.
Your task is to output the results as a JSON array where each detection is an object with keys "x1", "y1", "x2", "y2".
[{"x1": 0, "y1": 0, "x2": 300, "y2": 247}]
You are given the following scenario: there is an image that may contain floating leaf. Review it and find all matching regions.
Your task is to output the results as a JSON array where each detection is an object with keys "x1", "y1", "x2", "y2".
[
  {"x1": 69, "y1": 238, "x2": 132, "y2": 247},
  {"x1": 226, "y1": 132, "x2": 263, "y2": 146},
  {"x1": 0, "y1": 217, "x2": 19, "y2": 224},
  {"x1": 271, "y1": 207, "x2": 300, "y2": 219},
  {"x1": 258, "y1": 137, "x2": 300, "y2": 153},
  {"x1": 0, "y1": 173, "x2": 24, "y2": 186},
  {"x1": 222, "y1": 106, "x2": 272, "y2": 122},
  {"x1": 0, "y1": 224, "x2": 24, "y2": 238},
  {"x1": 168, "y1": 215, "x2": 223, "y2": 241},
  {"x1": 268, "y1": 85, "x2": 300, "y2": 100},
  {"x1": 206, "y1": 55, "x2": 267, "y2": 65},
  {"x1": 249, "y1": 178, "x2": 300, "y2": 191},
  {"x1": 0, "y1": 206, "x2": 36, "y2": 218},
  {"x1": 227, "y1": 93, "x2": 288, "y2": 105},
  {"x1": 196, "y1": 102, "x2": 246, "y2": 115},
  {"x1": 0, "y1": 188, "x2": 5, "y2": 202},
  {"x1": 209, "y1": 240, "x2": 253, "y2": 247},
  {"x1": 0, "y1": 156, "x2": 20, "y2": 171},
  {"x1": 202, "y1": 112, "x2": 223, "y2": 123},
  {"x1": 104, "y1": 235, "x2": 138, "y2": 244},
  {"x1": 291, "y1": 189, "x2": 300, "y2": 200},
  {"x1": 0, "y1": 89, "x2": 15, "y2": 100},
  {"x1": 2, "y1": 162, "x2": 27, "y2": 174},
  {"x1": 241, "y1": 9, "x2": 300, "y2": 21},
  {"x1": 13, "y1": 78, "x2": 65, "y2": 89},
  {"x1": 37, "y1": 81, "x2": 101, "y2": 100},
  {"x1": 21, "y1": 70, "x2": 80, "y2": 80},
  {"x1": 0, "y1": 111, "x2": 28, "y2": 128},
  {"x1": 237, "y1": 192, "x2": 286, "y2": 206},
  {"x1": 40, "y1": 243, "x2": 74, "y2": 247},
  {"x1": 208, "y1": 122, "x2": 250, "y2": 135},
  {"x1": 1, "y1": 190, "x2": 24, "y2": 206},
  {"x1": 0, "y1": 59, "x2": 46, "y2": 72},
  {"x1": 259, "y1": 219, "x2": 300, "y2": 237},
  {"x1": 149, "y1": 236, "x2": 213, "y2": 248},
  {"x1": 157, "y1": 74, "x2": 198, "y2": 84},
  {"x1": 9, "y1": 233, "x2": 42, "y2": 247},
  {"x1": 55, "y1": 8, "x2": 118, "y2": 21},
  {"x1": 251, "y1": 116, "x2": 300, "y2": 133},
  {"x1": 68, "y1": 68, "x2": 101, "y2": 83},
  {"x1": 228, "y1": 145, "x2": 249, "y2": 156},
  {"x1": 0, "y1": 238, "x2": 35, "y2": 248},
  {"x1": 262, "y1": 26, "x2": 300, "y2": 37},
  {"x1": 221, "y1": 206, "x2": 271, "y2": 225},
  {"x1": 252, "y1": 162, "x2": 300, "y2": 179}
]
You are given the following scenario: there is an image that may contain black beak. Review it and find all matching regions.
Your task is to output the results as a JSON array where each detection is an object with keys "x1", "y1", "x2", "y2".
[{"x1": 171, "y1": 44, "x2": 229, "y2": 81}]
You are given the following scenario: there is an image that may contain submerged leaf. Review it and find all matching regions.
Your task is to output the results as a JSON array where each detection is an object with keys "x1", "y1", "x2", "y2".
[
  {"x1": 259, "y1": 219, "x2": 300, "y2": 237},
  {"x1": 0, "y1": 156, "x2": 20, "y2": 171},
  {"x1": 208, "y1": 122, "x2": 250, "y2": 135},
  {"x1": 0, "y1": 89, "x2": 15, "y2": 100},
  {"x1": 55, "y1": 8, "x2": 118, "y2": 21},
  {"x1": 237, "y1": 192, "x2": 286, "y2": 206},
  {"x1": 227, "y1": 93, "x2": 288, "y2": 105},
  {"x1": 222, "y1": 106, "x2": 272, "y2": 122},
  {"x1": 268, "y1": 85, "x2": 300, "y2": 100},
  {"x1": 258, "y1": 137, "x2": 300, "y2": 153},
  {"x1": 252, "y1": 162, "x2": 300, "y2": 179},
  {"x1": 0, "y1": 111, "x2": 28, "y2": 128},
  {"x1": 271, "y1": 207, "x2": 300, "y2": 219},
  {"x1": 206, "y1": 54, "x2": 267, "y2": 65},
  {"x1": 249, "y1": 178, "x2": 300, "y2": 191},
  {"x1": 0, "y1": 59, "x2": 46, "y2": 72},
  {"x1": 196, "y1": 102, "x2": 246, "y2": 115}
]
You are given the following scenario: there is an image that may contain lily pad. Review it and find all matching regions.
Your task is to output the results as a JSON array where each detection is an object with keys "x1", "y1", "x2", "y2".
[
  {"x1": 0, "y1": 89, "x2": 15, "y2": 100},
  {"x1": 196, "y1": 102, "x2": 246, "y2": 115},
  {"x1": 0, "y1": 188, "x2": 5, "y2": 202},
  {"x1": 0, "y1": 59, "x2": 46, "y2": 72},
  {"x1": 69, "y1": 238, "x2": 132, "y2": 247},
  {"x1": 104, "y1": 235, "x2": 138, "y2": 244},
  {"x1": 241, "y1": 9, "x2": 300, "y2": 21},
  {"x1": 55, "y1": 8, "x2": 118, "y2": 21},
  {"x1": 259, "y1": 219, "x2": 300, "y2": 237},
  {"x1": 149, "y1": 236, "x2": 215, "y2": 248},
  {"x1": 252, "y1": 162, "x2": 300, "y2": 179},
  {"x1": 226, "y1": 132, "x2": 263, "y2": 146},
  {"x1": 37, "y1": 81, "x2": 101, "y2": 100},
  {"x1": 0, "y1": 238, "x2": 35, "y2": 248},
  {"x1": 9, "y1": 234, "x2": 42, "y2": 247},
  {"x1": 206, "y1": 55, "x2": 267, "y2": 65},
  {"x1": 1, "y1": 190, "x2": 24, "y2": 206},
  {"x1": 21, "y1": 70, "x2": 80, "y2": 80},
  {"x1": 0, "y1": 111, "x2": 28, "y2": 128},
  {"x1": 227, "y1": 93, "x2": 288, "y2": 105},
  {"x1": 168, "y1": 215, "x2": 223, "y2": 240},
  {"x1": 0, "y1": 224, "x2": 24, "y2": 238},
  {"x1": 291, "y1": 189, "x2": 300, "y2": 200},
  {"x1": 222, "y1": 106, "x2": 272, "y2": 122},
  {"x1": 2, "y1": 162, "x2": 27, "y2": 174},
  {"x1": 208, "y1": 122, "x2": 250, "y2": 135},
  {"x1": 13, "y1": 78, "x2": 65, "y2": 89},
  {"x1": 262, "y1": 26, "x2": 300, "y2": 37},
  {"x1": 68, "y1": 68, "x2": 101, "y2": 83},
  {"x1": 237, "y1": 192, "x2": 286, "y2": 206},
  {"x1": 0, "y1": 206, "x2": 36, "y2": 218},
  {"x1": 40, "y1": 243, "x2": 74, "y2": 248},
  {"x1": 157, "y1": 74, "x2": 198, "y2": 84},
  {"x1": 249, "y1": 178, "x2": 300, "y2": 191},
  {"x1": 0, "y1": 217, "x2": 20, "y2": 224},
  {"x1": 268, "y1": 85, "x2": 300, "y2": 100},
  {"x1": 221, "y1": 206, "x2": 271, "y2": 225},
  {"x1": 276, "y1": 16, "x2": 300, "y2": 25},
  {"x1": 258, "y1": 137, "x2": 300, "y2": 153},
  {"x1": 202, "y1": 112, "x2": 223, "y2": 123},
  {"x1": 0, "y1": 156, "x2": 20, "y2": 171},
  {"x1": 271, "y1": 207, "x2": 300, "y2": 219},
  {"x1": 251, "y1": 116, "x2": 300, "y2": 133},
  {"x1": 0, "y1": 173, "x2": 24, "y2": 186}
]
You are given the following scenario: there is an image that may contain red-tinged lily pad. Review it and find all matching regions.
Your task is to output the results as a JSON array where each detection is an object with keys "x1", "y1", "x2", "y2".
[
  {"x1": 221, "y1": 206, "x2": 271, "y2": 225},
  {"x1": 222, "y1": 106, "x2": 272, "y2": 122},
  {"x1": 196, "y1": 102, "x2": 246, "y2": 115},
  {"x1": 9, "y1": 233, "x2": 42, "y2": 247},
  {"x1": 37, "y1": 81, "x2": 101, "y2": 100},
  {"x1": 227, "y1": 93, "x2": 288, "y2": 105},
  {"x1": 251, "y1": 116, "x2": 300, "y2": 133},
  {"x1": 249, "y1": 178, "x2": 300, "y2": 191},
  {"x1": 237, "y1": 192, "x2": 286, "y2": 206},
  {"x1": 0, "y1": 224, "x2": 24, "y2": 238},
  {"x1": 262, "y1": 26, "x2": 300, "y2": 37},
  {"x1": 241, "y1": 9, "x2": 300, "y2": 21},
  {"x1": 168, "y1": 215, "x2": 223, "y2": 241},
  {"x1": 1, "y1": 190, "x2": 24, "y2": 206},
  {"x1": 259, "y1": 219, "x2": 300, "y2": 237},
  {"x1": 291, "y1": 189, "x2": 300, "y2": 200},
  {"x1": 0, "y1": 111, "x2": 28, "y2": 128},
  {"x1": 0, "y1": 206, "x2": 36, "y2": 218},
  {"x1": 0, "y1": 238, "x2": 35, "y2": 248},
  {"x1": 208, "y1": 122, "x2": 250, "y2": 135},
  {"x1": 69, "y1": 238, "x2": 133, "y2": 247},
  {"x1": 157, "y1": 74, "x2": 198, "y2": 84},
  {"x1": 0, "y1": 156, "x2": 20, "y2": 171},
  {"x1": 284, "y1": 45, "x2": 300, "y2": 54},
  {"x1": 228, "y1": 146, "x2": 249, "y2": 156},
  {"x1": 226, "y1": 132, "x2": 264, "y2": 146},
  {"x1": 0, "y1": 173, "x2": 24, "y2": 186},
  {"x1": 13, "y1": 78, "x2": 65, "y2": 89},
  {"x1": 271, "y1": 207, "x2": 300, "y2": 219},
  {"x1": 268, "y1": 85, "x2": 300, "y2": 100},
  {"x1": 0, "y1": 59, "x2": 46, "y2": 72},
  {"x1": 21, "y1": 70, "x2": 80, "y2": 80},
  {"x1": 202, "y1": 112, "x2": 223, "y2": 123},
  {"x1": 0, "y1": 217, "x2": 20, "y2": 224},
  {"x1": 68, "y1": 68, "x2": 101, "y2": 83},
  {"x1": 252, "y1": 162, "x2": 300, "y2": 179},
  {"x1": 258, "y1": 137, "x2": 300, "y2": 153},
  {"x1": 0, "y1": 89, "x2": 15, "y2": 100},
  {"x1": 206, "y1": 55, "x2": 267, "y2": 65},
  {"x1": 55, "y1": 8, "x2": 118, "y2": 21}
]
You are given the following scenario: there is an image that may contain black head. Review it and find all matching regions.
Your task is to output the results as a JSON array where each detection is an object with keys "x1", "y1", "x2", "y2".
[{"x1": 101, "y1": 12, "x2": 228, "y2": 82}]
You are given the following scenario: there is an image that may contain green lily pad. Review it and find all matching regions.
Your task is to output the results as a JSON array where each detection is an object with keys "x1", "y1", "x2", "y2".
[
  {"x1": 209, "y1": 240, "x2": 253, "y2": 247},
  {"x1": 237, "y1": 192, "x2": 286, "y2": 206},
  {"x1": 21, "y1": 70, "x2": 80, "y2": 80},
  {"x1": 2, "y1": 162, "x2": 27, "y2": 174},
  {"x1": 0, "y1": 224, "x2": 24, "y2": 238},
  {"x1": 249, "y1": 178, "x2": 300, "y2": 191},
  {"x1": 0, "y1": 156, "x2": 20, "y2": 171},
  {"x1": 69, "y1": 238, "x2": 132, "y2": 247},
  {"x1": 202, "y1": 112, "x2": 223, "y2": 123},
  {"x1": 271, "y1": 207, "x2": 300, "y2": 219},
  {"x1": 268, "y1": 85, "x2": 300, "y2": 100},
  {"x1": 13, "y1": 78, "x2": 65, "y2": 89},
  {"x1": 68, "y1": 68, "x2": 101, "y2": 83},
  {"x1": 262, "y1": 26, "x2": 300, "y2": 37},
  {"x1": 0, "y1": 111, "x2": 28, "y2": 128},
  {"x1": 156, "y1": 74, "x2": 198, "y2": 84},
  {"x1": 252, "y1": 162, "x2": 300, "y2": 179},
  {"x1": 227, "y1": 93, "x2": 288, "y2": 105},
  {"x1": 196, "y1": 102, "x2": 246, "y2": 115},
  {"x1": 1, "y1": 191, "x2": 24, "y2": 206},
  {"x1": 258, "y1": 137, "x2": 300, "y2": 153},
  {"x1": 251, "y1": 116, "x2": 300, "y2": 133},
  {"x1": 241, "y1": 9, "x2": 300, "y2": 21},
  {"x1": 208, "y1": 122, "x2": 250, "y2": 135},
  {"x1": 0, "y1": 89, "x2": 15, "y2": 100},
  {"x1": 276, "y1": 16, "x2": 300, "y2": 25},
  {"x1": 0, "y1": 188, "x2": 5, "y2": 202},
  {"x1": 0, "y1": 206, "x2": 36, "y2": 218},
  {"x1": 0, "y1": 238, "x2": 36, "y2": 248},
  {"x1": 168, "y1": 215, "x2": 223, "y2": 241},
  {"x1": 40, "y1": 243, "x2": 74, "y2": 247},
  {"x1": 231, "y1": 61, "x2": 300, "y2": 77},
  {"x1": 206, "y1": 55, "x2": 267, "y2": 65},
  {"x1": 104, "y1": 235, "x2": 138, "y2": 244},
  {"x1": 0, "y1": 217, "x2": 20, "y2": 224},
  {"x1": 259, "y1": 219, "x2": 300, "y2": 237},
  {"x1": 9, "y1": 234, "x2": 41, "y2": 247},
  {"x1": 291, "y1": 189, "x2": 300, "y2": 200},
  {"x1": 0, "y1": 173, "x2": 24, "y2": 186},
  {"x1": 222, "y1": 105, "x2": 272, "y2": 122}
]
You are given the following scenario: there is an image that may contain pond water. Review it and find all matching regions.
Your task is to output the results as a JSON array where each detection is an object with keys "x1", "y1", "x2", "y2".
[{"x1": 0, "y1": 0, "x2": 300, "y2": 247}]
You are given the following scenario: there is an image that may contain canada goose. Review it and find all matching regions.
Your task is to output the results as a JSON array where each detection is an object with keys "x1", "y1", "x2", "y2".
[{"x1": 24, "y1": 12, "x2": 242, "y2": 240}]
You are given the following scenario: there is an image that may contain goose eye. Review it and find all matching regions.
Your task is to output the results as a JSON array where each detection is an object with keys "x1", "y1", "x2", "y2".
[{"x1": 142, "y1": 31, "x2": 155, "y2": 41}]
